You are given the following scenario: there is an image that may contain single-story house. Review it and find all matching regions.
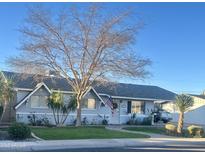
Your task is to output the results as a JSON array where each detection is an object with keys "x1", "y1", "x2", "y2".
[
  {"x1": 161, "y1": 93, "x2": 205, "y2": 126},
  {"x1": 1, "y1": 71, "x2": 176, "y2": 125}
]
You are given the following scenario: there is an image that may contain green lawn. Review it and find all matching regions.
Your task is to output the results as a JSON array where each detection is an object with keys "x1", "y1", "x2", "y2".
[
  {"x1": 123, "y1": 127, "x2": 166, "y2": 134},
  {"x1": 31, "y1": 126, "x2": 150, "y2": 140}
]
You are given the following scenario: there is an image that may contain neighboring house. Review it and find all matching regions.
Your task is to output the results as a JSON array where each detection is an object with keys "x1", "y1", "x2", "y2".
[
  {"x1": 2, "y1": 71, "x2": 176, "y2": 125},
  {"x1": 161, "y1": 94, "x2": 205, "y2": 126}
]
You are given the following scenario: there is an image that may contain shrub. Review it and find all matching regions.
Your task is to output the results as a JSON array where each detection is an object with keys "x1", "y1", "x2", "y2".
[
  {"x1": 135, "y1": 118, "x2": 142, "y2": 125},
  {"x1": 98, "y1": 114, "x2": 109, "y2": 125},
  {"x1": 126, "y1": 119, "x2": 135, "y2": 125},
  {"x1": 73, "y1": 119, "x2": 77, "y2": 125},
  {"x1": 8, "y1": 122, "x2": 31, "y2": 140},
  {"x1": 42, "y1": 117, "x2": 51, "y2": 127},
  {"x1": 127, "y1": 113, "x2": 137, "y2": 125},
  {"x1": 165, "y1": 123, "x2": 177, "y2": 135},
  {"x1": 102, "y1": 119, "x2": 108, "y2": 125},
  {"x1": 27, "y1": 114, "x2": 37, "y2": 126},
  {"x1": 141, "y1": 116, "x2": 152, "y2": 125},
  {"x1": 127, "y1": 115, "x2": 152, "y2": 125},
  {"x1": 27, "y1": 114, "x2": 51, "y2": 127},
  {"x1": 36, "y1": 119, "x2": 43, "y2": 126},
  {"x1": 187, "y1": 125, "x2": 204, "y2": 138},
  {"x1": 82, "y1": 117, "x2": 88, "y2": 125}
]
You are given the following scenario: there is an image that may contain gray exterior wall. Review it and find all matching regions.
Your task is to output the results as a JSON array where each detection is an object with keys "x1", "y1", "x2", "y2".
[
  {"x1": 15, "y1": 86, "x2": 156, "y2": 125},
  {"x1": 16, "y1": 90, "x2": 30, "y2": 104},
  {"x1": 112, "y1": 99, "x2": 155, "y2": 124},
  {"x1": 144, "y1": 101, "x2": 155, "y2": 115},
  {"x1": 16, "y1": 87, "x2": 111, "y2": 125}
]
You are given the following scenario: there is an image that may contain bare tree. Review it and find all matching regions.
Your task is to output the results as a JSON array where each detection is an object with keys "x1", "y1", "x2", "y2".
[{"x1": 7, "y1": 4, "x2": 151, "y2": 126}]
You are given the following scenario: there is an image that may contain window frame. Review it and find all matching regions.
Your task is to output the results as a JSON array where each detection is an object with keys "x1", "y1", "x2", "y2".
[
  {"x1": 30, "y1": 95, "x2": 49, "y2": 109},
  {"x1": 82, "y1": 98, "x2": 96, "y2": 110},
  {"x1": 131, "y1": 101, "x2": 143, "y2": 114}
]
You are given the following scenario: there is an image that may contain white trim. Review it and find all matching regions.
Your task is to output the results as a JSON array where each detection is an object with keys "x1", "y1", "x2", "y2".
[
  {"x1": 14, "y1": 88, "x2": 75, "y2": 94},
  {"x1": 99, "y1": 93, "x2": 110, "y2": 97},
  {"x1": 120, "y1": 115, "x2": 130, "y2": 117},
  {"x1": 99, "y1": 93, "x2": 173, "y2": 102},
  {"x1": 82, "y1": 108, "x2": 96, "y2": 111},
  {"x1": 15, "y1": 82, "x2": 51, "y2": 110},
  {"x1": 30, "y1": 106, "x2": 49, "y2": 109},
  {"x1": 14, "y1": 89, "x2": 173, "y2": 102},
  {"x1": 83, "y1": 87, "x2": 105, "y2": 104},
  {"x1": 38, "y1": 82, "x2": 51, "y2": 94},
  {"x1": 14, "y1": 88, "x2": 33, "y2": 91},
  {"x1": 52, "y1": 90, "x2": 74, "y2": 94},
  {"x1": 16, "y1": 112, "x2": 109, "y2": 116},
  {"x1": 91, "y1": 87, "x2": 105, "y2": 104},
  {"x1": 111, "y1": 95, "x2": 173, "y2": 102}
]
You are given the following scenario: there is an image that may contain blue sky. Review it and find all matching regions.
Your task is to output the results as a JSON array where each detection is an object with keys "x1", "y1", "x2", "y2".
[{"x1": 0, "y1": 2, "x2": 205, "y2": 94}]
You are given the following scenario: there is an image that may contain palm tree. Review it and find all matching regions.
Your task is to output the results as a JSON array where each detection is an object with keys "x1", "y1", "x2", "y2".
[
  {"x1": 48, "y1": 91, "x2": 77, "y2": 126},
  {"x1": 175, "y1": 94, "x2": 194, "y2": 134},
  {"x1": 0, "y1": 71, "x2": 14, "y2": 123}
]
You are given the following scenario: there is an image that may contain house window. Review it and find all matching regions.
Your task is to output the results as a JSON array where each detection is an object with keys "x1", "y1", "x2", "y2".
[
  {"x1": 83, "y1": 99, "x2": 96, "y2": 109},
  {"x1": 30, "y1": 96, "x2": 48, "y2": 108},
  {"x1": 87, "y1": 99, "x2": 96, "y2": 109},
  {"x1": 131, "y1": 101, "x2": 143, "y2": 113}
]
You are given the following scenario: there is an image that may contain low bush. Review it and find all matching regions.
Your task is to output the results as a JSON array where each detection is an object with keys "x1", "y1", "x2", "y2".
[
  {"x1": 126, "y1": 119, "x2": 135, "y2": 125},
  {"x1": 42, "y1": 117, "x2": 51, "y2": 127},
  {"x1": 36, "y1": 120, "x2": 42, "y2": 126},
  {"x1": 82, "y1": 117, "x2": 89, "y2": 125},
  {"x1": 165, "y1": 123, "x2": 177, "y2": 135},
  {"x1": 27, "y1": 114, "x2": 37, "y2": 126},
  {"x1": 187, "y1": 125, "x2": 204, "y2": 138},
  {"x1": 102, "y1": 119, "x2": 108, "y2": 125},
  {"x1": 8, "y1": 122, "x2": 31, "y2": 140},
  {"x1": 27, "y1": 114, "x2": 51, "y2": 127},
  {"x1": 141, "y1": 116, "x2": 152, "y2": 125},
  {"x1": 127, "y1": 116, "x2": 152, "y2": 126}
]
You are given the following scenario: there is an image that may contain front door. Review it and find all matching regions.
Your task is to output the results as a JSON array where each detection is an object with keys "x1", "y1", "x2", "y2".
[{"x1": 109, "y1": 102, "x2": 120, "y2": 124}]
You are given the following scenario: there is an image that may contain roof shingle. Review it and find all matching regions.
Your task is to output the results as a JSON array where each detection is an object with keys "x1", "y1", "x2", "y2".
[{"x1": 3, "y1": 71, "x2": 176, "y2": 101}]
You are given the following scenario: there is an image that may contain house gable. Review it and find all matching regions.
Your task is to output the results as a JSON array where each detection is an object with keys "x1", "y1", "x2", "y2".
[
  {"x1": 15, "y1": 82, "x2": 51, "y2": 110},
  {"x1": 83, "y1": 87, "x2": 105, "y2": 104}
]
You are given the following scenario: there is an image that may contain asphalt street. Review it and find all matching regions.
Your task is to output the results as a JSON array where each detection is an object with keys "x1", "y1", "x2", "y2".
[
  {"x1": 36, "y1": 146, "x2": 205, "y2": 152},
  {"x1": 36, "y1": 145, "x2": 205, "y2": 152}
]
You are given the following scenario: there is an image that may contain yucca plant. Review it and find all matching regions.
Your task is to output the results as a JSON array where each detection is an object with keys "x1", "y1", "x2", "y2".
[
  {"x1": 48, "y1": 91, "x2": 77, "y2": 127},
  {"x1": 175, "y1": 94, "x2": 194, "y2": 134}
]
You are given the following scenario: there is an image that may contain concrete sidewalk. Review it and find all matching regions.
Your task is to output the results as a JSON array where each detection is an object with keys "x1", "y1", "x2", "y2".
[
  {"x1": 1, "y1": 138, "x2": 205, "y2": 152},
  {"x1": 106, "y1": 125, "x2": 174, "y2": 138}
]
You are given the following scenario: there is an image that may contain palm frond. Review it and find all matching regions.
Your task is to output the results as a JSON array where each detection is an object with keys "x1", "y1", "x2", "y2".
[{"x1": 175, "y1": 94, "x2": 194, "y2": 112}]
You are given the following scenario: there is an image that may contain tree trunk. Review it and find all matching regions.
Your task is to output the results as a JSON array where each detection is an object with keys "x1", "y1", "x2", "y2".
[
  {"x1": 76, "y1": 97, "x2": 82, "y2": 127},
  {"x1": 0, "y1": 101, "x2": 7, "y2": 123},
  {"x1": 177, "y1": 112, "x2": 184, "y2": 134}
]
